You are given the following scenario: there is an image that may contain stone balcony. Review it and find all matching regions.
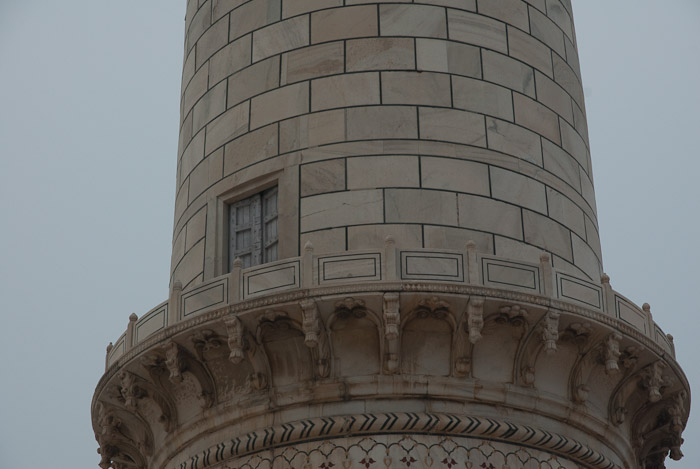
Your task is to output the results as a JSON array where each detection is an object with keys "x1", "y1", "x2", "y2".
[
  {"x1": 93, "y1": 239, "x2": 689, "y2": 469},
  {"x1": 105, "y1": 239, "x2": 676, "y2": 367}
]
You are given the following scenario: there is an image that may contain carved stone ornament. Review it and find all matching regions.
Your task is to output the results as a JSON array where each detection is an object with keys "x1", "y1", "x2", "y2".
[
  {"x1": 300, "y1": 299, "x2": 331, "y2": 378},
  {"x1": 163, "y1": 340, "x2": 183, "y2": 384},
  {"x1": 95, "y1": 402, "x2": 150, "y2": 469},
  {"x1": 334, "y1": 297, "x2": 368, "y2": 318},
  {"x1": 190, "y1": 329, "x2": 224, "y2": 361},
  {"x1": 382, "y1": 292, "x2": 400, "y2": 374},
  {"x1": 224, "y1": 316, "x2": 246, "y2": 364},
  {"x1": 496, "y1": 305, "x2": 528, "y2": 327},
  {"x1": 541, "y1": 310, "x2": 560, "y2": 354},
  {"x1": 466, "y1": 297, "x2": 484, "y2": 345},
  {"x1": 560, "y1": 322, "x2": 592, "y2": 347},
  {"x1": 603, "y1": 332, "x2": 623, "y2": 375},
  {"x1": 414, "y1": 296, "x2": 450, "y2": 319},
  {"x1": 641, "y1": 361, "x2": 669, "y2": 404},
  {"x1": 300, "y1": 298, "x2": 321, "y2": 348},
  {"x1": 119, "y1": 372, "x2": 145, "y2": 411},
  {"x1": 383, "y1": 293, "x2": 400, "y2": 340}
]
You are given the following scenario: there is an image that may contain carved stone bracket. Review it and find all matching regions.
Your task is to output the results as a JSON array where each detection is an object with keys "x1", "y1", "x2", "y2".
[
  {"x1": 467, "y1": 297, "x2": 484, "y2": 345},
  {"x1": 95, "y1": 402, "x2": 151, "y2": 469},
  {"x1": 190, "y1": 329, "x2": 224, "y2": 362},
  {"x1": 383, "y1": 292, "x2": 400, "y2": 374},
  {"x1": 117, "y1": 371, "x2": 176, "y2": 432},
  {"x1": 414, "y1": 296, "x2": 450, "y2": 319},
  {"x1": 300, "y1": 299, "x2": 331, "y2": 378},
  {"x1": 603, "y1": 332, "x2": 623, "y2": 375},
  {"x1": 641, "y1": 361, "x2": 670, "y2": 404},
  {"x1": 141, "y1": 340, "x2": 216, "y2": 409},
  {"x1": 454, "y1": 297, "x2": 484, "y2": 377},
  {"x1": 224, "y1": 316, "x2": 246, "y2": 364},
  {"x1": 334, "y1": 297, "x2": 368, "y2": 319},
  {"x1": 541, "y1": 310, "x2": 560, "y2": 354},
  {"x1": 496, "y1": 304, "x2": 529, "y2": 328}
]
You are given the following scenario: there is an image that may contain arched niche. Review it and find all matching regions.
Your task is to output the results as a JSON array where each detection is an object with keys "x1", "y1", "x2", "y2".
[
  {"x1": 329, "y1": 304, "x2": 381, "y2": 377},
  {"x1": 401, "y1": 314, "x2": 453, "y2": 377},
  {"x1": 258, "y1": 316, "x2": 313, "y2": 388},
  {"x1": 472, "y1": 308, "x2": 528, "y2": 383}
]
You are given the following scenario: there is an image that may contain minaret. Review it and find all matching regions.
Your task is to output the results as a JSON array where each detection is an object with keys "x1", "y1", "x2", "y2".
[{"x1": 93, "y1": 2, "x2": 689, "y2": 469}]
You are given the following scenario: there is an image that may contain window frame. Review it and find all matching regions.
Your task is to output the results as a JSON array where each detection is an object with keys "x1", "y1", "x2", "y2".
[{"x1": 228, "y1": 186, "x2": 278, "y2": 270}]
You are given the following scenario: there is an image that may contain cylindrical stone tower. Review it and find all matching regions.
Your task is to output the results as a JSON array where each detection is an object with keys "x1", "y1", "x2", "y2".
[{"x1": 93, "y1": 2, "x2": 689, "y2": 469}]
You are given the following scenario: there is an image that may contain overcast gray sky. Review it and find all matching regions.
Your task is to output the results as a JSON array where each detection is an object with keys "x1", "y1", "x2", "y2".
[{"x1": 0, "y1": 1, "x2": 698, "y2": 468}]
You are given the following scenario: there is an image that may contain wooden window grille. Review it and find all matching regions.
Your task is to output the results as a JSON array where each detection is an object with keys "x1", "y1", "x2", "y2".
[{"x1": 229, "y1": 186, "x2": 278, "y2": 270}]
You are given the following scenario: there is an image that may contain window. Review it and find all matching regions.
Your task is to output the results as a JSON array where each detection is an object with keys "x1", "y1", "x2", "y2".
[{"x1": 229, "y1": 187, "x2": 278, "y2": 269}]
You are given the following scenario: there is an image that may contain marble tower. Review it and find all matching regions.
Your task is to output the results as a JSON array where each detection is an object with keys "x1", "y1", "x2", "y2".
[{"x1": 92, "y1": 1, "x2": 690, "y2": 468}]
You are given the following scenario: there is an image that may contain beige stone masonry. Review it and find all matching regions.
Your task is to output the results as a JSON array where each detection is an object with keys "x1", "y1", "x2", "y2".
[
  {"x1": 545, "y1": 0, "x2": 573, "y2": 41},
  {"x1": 283, "y1": 0, "x2": 342, "y2": 18},
  {"x1": 482, "y1": 50, "x2": 535, "y2": 97},
  {"x1": 180, "y1": 130, "x2": 205, "y2": 182},
  {"x1": 560, "y1": 119, "x2": 589, "y2": 173},
  {"x1": 187, "y1": 4, "x2": 211, "y2": 52},
  {"x1": 418, "y1": 0, "x2": 476, "y2": 10},
  {"x1": 205, "y1": 101, "x2": 250, "y2": 154},
  {"x1": 523, "y1": 209, "x2": 572, "y2": 262},
  {"x1": 311, "y1": 72, "x2": 381, "y2": 111},
  {"x1": 250, "y1": 82, "x2": 309, "y2": 129},
  {"x1": 279, "y1": 109, "x2": 345, "y2": 152},
  {"x1": 252, "y1": 15, "x2": 309, "y2": 62},
  {"x1": 311, "y1": 6, "x2": 378, "y2": 43},
  {"x1": 301, "y1": 189, "x2": 384, "y2": 232},
  {"x1": 385, "y1": 189, "x2": 458, "y2": 226},
  {"x1": 490, "y1": 166, "x2": 548, "y2": 214},
  {"x1": 458, "y1": 194, "x2": 522, "y2": 239},
  {"x1": 452, "y1": 76, "x2": 513, "y2": 121},
  {"x1": 223, "y1": 123, "x2": 278, "y2": 176},
  {"x1": 424, "y1": 225, "x2": 493, "y2": 252},
  {"x1": 226, "y1": 56, "x2": 280, "y2": 107},
  {"x1": 572, "y1": 233, "x2": 601, "y2": 280},
  {"x1": 212, "y1": 0, "x2": 246, "y2": 21},
  {"x1": 382, "y1": 72, "x2": 451, "y2": 107},
  {"x1": 419, "y1": 107, "x2": 487, "y2": 147},
  {"x1": 347, "y1": 223, "x2": 423, "y2": 250},
  {"x1": 183, "y1": 65, "x2": 209, "y2": 119},
  {"x1": 580, "y1": 166, "x2": 596, "y2": 211},
  {"x1": 508, "y1": 25, "x2": 553, "y2": 78},
  {"x1": 347, "y1": 155, "x2": 419, "y2": 190},
  {"x1": 346, "y1": 106, "x2": 418, "y2": 140},
  {"x1": 477, "y1": 0, "x2": 529, "y2": 31},
  {"x1": 513, "y1": 93, "x2": 561, "y2": 144},
  {"x1": 299, "y1": 228, "x2": 345, "y2": 253},
  {"x1": 229, "y1": 0, "x2": 281, "y2": 42},
  {"x1": 535, "y1": 70, "x2": 573, "y2": 123},
  {"x1": 486, "y1": 117, "x2": 543, "y2": 166},
  {"x1": 300, "y1": 159, "x2": 345, "y2": 197},
  {"x1": 346, "y1": 37, "x2": 415, "y2": 71},
  {"x1": 185, "y1": 207, "x2": 207, "y2": 253},
  {"x1": 552, "y1": 53, "x2": 584, "y2": 108},
  {"x1": 528, "y1": 6, "x2": 566, "y2": 58},
  {"x1": 208, "y1": 34, "x2": 252, "y2": 86},
  {"x1": 281, "y1": 42, "x2": 344, "y2": 85},
  {"x1": 416, "y1": 39, "x2": 481, "y2": 78},
  {"x1": 193, "y1": 81, "x2": 226, "y2": 133},
  {"x1": 546, "y1": 187, "x2": 585, "y2": 238},
  {"x1": 421, "y1": 157, "x2": 490, "y2": 196},
  {"x1": 564, "y1": 37, "x2": 581, "y2": 80},
  {"x1": 541, "y1": 138, "x2": 581, "y2": 191},
  {"x1": 188, "y1": 148, "x2": 223, "y2": 203},
  {"x1": 380, "y1": 4, "x2": 447, "y2": 39},
  {"x1": 448, "y1": 9, "x2": 507, "y2": 53},
  {"x1": 196, "y1": 16, "x2": 229, "y2": 70}
]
